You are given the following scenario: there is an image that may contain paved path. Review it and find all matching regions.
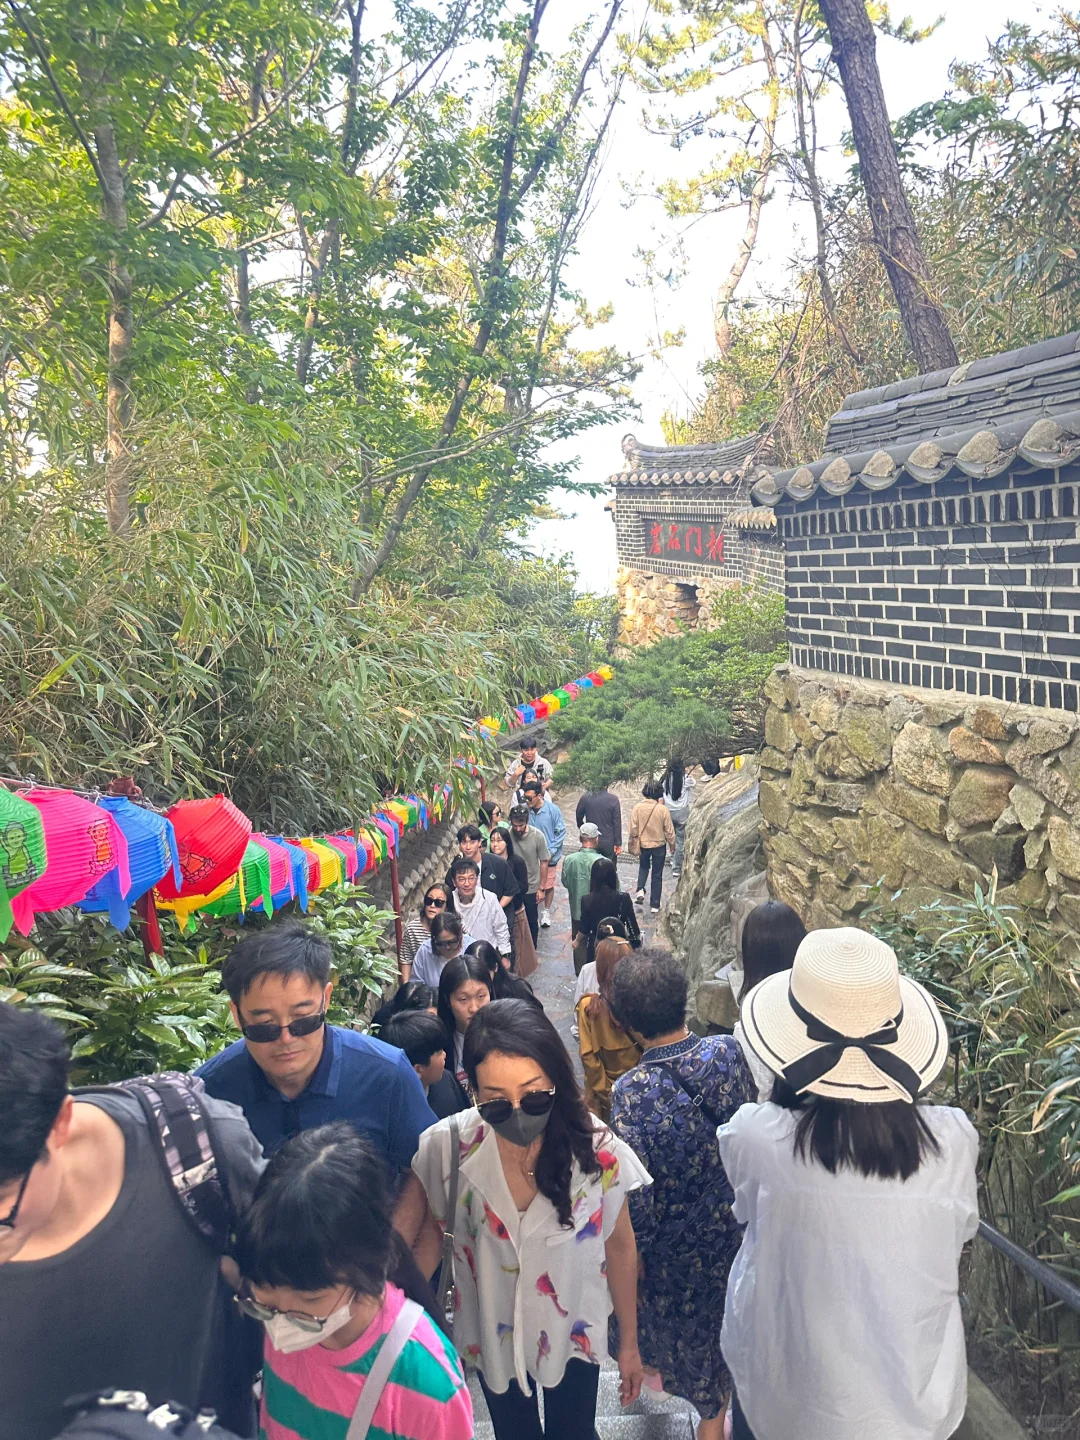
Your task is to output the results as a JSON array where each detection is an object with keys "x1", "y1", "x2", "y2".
[{"x1": 469, "y1": 784, "x2": 699, "y2": 1439}]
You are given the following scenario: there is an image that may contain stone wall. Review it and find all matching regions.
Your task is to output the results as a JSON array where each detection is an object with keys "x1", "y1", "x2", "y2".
[
  {"x1": 760, "y1": 664, "x2": 1080, "y2": 943},
  {"x1": 615, "y1": 564, "x2": 742, "y2": 648}
]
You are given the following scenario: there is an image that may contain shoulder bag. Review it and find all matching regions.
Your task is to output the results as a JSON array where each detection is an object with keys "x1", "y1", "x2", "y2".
[
  {"x1": 653, "y1": 1059, "x2": 724, "y2": 1129},
  {"x1": 346, "y1": 1298, "x2": 426, "y2": 1439},
  {"x1": 435, "y1": 1116, "x2": 462, "y2": 1337}
]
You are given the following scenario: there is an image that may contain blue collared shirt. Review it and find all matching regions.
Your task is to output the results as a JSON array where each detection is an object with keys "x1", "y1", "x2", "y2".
[
  {"x1": 528, "y1": 796, "x2": 566, "y2": 863},
  {"x1": 196, "y1": 1024, "x2": 437, "y2": 1166}
]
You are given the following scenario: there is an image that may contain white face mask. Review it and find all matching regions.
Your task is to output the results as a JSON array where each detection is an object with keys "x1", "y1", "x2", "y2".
[{"x1": 263, "y1": 1295, "x2": 354, "y2": 1353}]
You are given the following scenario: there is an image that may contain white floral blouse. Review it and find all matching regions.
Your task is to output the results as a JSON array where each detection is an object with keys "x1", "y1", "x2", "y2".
[{"x1": 413, "y1": 1107, "x2": 651, "y2": 1395}]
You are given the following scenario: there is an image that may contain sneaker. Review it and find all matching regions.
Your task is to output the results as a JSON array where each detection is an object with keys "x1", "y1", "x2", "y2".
[
  {"x1": 650, "y1": 906, "x2": 661, "y2": 915},
  {"x1": 539, "y1": 909, "x2": 551, "y2": 927},
  {"x1": 634, "y1": 889, "x2": 645, "y2": 905},
  {"x1": 671, "y1": 868, "x2": 680, "y2": 878}
]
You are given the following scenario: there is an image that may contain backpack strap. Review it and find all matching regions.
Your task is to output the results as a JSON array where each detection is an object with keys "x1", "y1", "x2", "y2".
[
  {"x1": 652, "y1": 1060, "x2": 724, "y2": 1130},
  {"x1": 346, "y1": 1300, "x2": 425, "y2": 1440},
  {"x1": 76, "y1": 1072, "x2": 235, "y2": 1255}
]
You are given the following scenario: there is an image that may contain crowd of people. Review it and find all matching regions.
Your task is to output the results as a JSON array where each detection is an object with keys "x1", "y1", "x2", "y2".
[{"x1": 0, "y1": 735, "x2": 981, "y2": 1440}]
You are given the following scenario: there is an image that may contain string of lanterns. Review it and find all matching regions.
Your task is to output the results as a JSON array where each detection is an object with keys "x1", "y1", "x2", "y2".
[{"x1": 476, "y1": 663, "x2": 613, "y2": 735}]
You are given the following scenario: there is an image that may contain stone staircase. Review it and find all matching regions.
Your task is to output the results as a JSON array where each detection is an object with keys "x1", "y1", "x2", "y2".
[{"x1": 468, "y1": 1359, "x2": 700, "y2": 1440}]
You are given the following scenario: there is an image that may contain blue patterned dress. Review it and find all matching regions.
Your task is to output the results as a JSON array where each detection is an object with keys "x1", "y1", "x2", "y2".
[{"x1": 610, "y1": 1034, "x2": 754, "y2": 1419}]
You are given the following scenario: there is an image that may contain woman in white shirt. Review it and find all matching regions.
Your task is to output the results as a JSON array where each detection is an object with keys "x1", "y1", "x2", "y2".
[
  {"x1": 413, "y1": 998, "x2": 651, "y2": 1440},
  {"x1": 731, "y1": 900, "x2": 807, "y2": 1101},
  {"x1": 411, "y1": 911, "x2": 477, "y2": 989},
  {"x1": 719, "y1": 927, "x2": 979, "y2": 1440}
]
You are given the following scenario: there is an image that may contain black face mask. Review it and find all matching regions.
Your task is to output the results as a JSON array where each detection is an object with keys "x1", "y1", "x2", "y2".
[{"x1": 488, "y1": 1105, "x2": 552, "y2": 1148}]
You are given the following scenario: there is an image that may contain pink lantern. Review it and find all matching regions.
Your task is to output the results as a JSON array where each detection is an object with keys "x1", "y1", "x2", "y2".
[{"x1": 12, "y1": 791, "x2": 130, "y2": 935}]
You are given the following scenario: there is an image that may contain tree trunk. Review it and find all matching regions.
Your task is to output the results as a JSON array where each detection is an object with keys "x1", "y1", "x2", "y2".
[
  {"x1": 94, "y1": 121, "x2": 135, "y2": 536},
  {"x1": 819, "y1": 0, "x2": 958, "y2": 371}
]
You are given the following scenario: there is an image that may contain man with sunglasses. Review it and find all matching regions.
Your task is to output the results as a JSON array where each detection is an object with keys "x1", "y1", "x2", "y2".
[
  {"x1": 0, "y1": 1000, "x2": 266, "y2": 1440},
  {"x1": 197, "y1": 922, "x2": 440, "y2": 1269}
]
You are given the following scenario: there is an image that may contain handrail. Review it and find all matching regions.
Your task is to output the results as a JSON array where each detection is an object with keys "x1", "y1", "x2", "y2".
[{"x1": 977, "y1": 1220, "x2": 1080, "y2": 1313}]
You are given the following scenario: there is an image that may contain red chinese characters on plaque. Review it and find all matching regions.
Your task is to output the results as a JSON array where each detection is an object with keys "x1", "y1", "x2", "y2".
[{"x1": 645, "y1": 518, "x2": 725, "y2": 567}]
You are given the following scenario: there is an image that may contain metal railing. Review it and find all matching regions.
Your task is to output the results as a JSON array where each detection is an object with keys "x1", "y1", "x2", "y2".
[{"x1": 977, "y1": 1220, "x2": 1080, "y2": 1313}]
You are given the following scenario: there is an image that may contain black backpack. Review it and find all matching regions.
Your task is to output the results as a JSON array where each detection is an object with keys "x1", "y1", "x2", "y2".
[
  {"x1": 76, "y1": 1072, "x2": 236, "y2": 1256},
  {"x1": 60, "y1": 1389, "x2": 243, "y2": 1440}
]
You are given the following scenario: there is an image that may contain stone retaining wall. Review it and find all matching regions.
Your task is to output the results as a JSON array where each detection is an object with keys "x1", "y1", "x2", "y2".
[
  {"x1": 616, "y1": 565, "x2": 740, "y2": 648},
  {"x1": 760, "y1": 664, "x2": 1080, "y2": 943}
]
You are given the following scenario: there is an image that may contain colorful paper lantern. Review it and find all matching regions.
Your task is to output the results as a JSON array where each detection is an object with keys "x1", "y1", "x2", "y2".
[
  {"x1": 276, "y1": 838, "x2": 312, "y2": 911},
  {"x1": 0, "y1": 788, "x2": 48, "y2": 943},
  {"x1": 298, "y1": 839, "x2": 343, "y2": 893},
  {"x1": 519, "y1": 704, "x2": 537, "y2": 725},
  {"x1": 553, "y1": 688, "x2": 572, "y2": 707},
  {"x1": 251, "y1": 834, "x2": 294, "y2": 911},
  {"x1": 585, "y1": 671, "x2": 604, "y2": 687},
  {"x1": 198, "y1": 839, "x2": 272, "y2": 921},
  {"x1": 80, "y1": 796, "x2": 181, "y2": 929},
  {"x1": 12, "y1": 791, "x2": 130, "y2": 936},
  {"x1": 531, "y1": 700, "x2": 550, "y2": 721},
  {"x1": 540, "y1": 692, "x2": 561, "y2": 712},
  {"x1": 156, "y1": 795, "x2": 251, "y2": 901},
  {"x1": 323, "y1": 835, "x2": 359, "y2": 883},
  {"x1": 596, "y1": 663, "x2": 614, "y2": 681},
  {"x1": 575, "y1": 676, "x2": 594, "y2": 689},
  {"x1": 563, "y1": 683, "x2": 581, "y2": 701}
]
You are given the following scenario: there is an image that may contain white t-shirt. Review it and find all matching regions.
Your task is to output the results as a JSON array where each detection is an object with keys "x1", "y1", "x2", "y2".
[
  {"x1": 718, "y1": 1101, "x2": 979, "y2": 1440},
  {"x1": 572, "y1": 961, "x2": 600, "y2": 1009}
]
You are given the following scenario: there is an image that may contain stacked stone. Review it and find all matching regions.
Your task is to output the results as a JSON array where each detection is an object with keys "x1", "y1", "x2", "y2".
[
  {"x1": 615, "y1": 568, "x2": 754, "y2": 650},
  {"x1": 759, "y1": 665, "x2": 1080, "y2": 941}
]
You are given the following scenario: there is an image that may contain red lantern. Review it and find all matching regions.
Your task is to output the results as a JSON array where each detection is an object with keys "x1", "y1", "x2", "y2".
[{"x1": 155, "y1": 794, "x2": 251, "y2": 900}]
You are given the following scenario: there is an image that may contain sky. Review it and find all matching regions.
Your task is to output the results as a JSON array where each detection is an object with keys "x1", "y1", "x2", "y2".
[{"x1": 526, "y1": 0, "x2": 1025, "y2": 594}]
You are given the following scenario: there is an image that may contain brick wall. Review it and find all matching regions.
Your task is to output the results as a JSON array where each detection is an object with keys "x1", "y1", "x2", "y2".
[
  {"x1": 743, "y1": 533, "x2": 784, "y2": 593},
  {"x1": 781, "y1": 462, "x2": 1080, "y2": 713},
  {"x1": 614, "y1": 487, "x2": 749, "y2": 585}
]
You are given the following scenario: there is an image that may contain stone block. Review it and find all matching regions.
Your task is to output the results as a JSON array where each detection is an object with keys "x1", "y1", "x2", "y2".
[
  {"x1": 763, "y1": 670, "x2": 789, "y2": 708},
  {"x1": 758, "y1": 778, "x2": 792, "y2": 830},
  {"x1": 864, "y1": 813, "x2": 907, "y2": 889},
  {"x1": 787, "y1": 748, "x2": 818, "y2": 807},
  {"x1": 949, "y1": 726, "x2": 1005, "y2": 765},
  {"x1": 791, "y1": 711, "x2": 823, "y2": 747},
  {"x1": 1008, "y1": 739, "x2": 1080, "y2": 817},
  {"x1": 917, "y1": 699, "x2": 967, "y2": 726},
  {"x1": 1008, "y1": 783, "x2": 1046, "y2": 832},
  {"x1": 797, "y1": 680, "x2": 821, "y2": 713},
  {"x1": 957, "y1": 829, "x2": 1026, "y2": 885},
  {"x1": 1026, "y1": 717, "x2": 1075, "y2": 755},
  {"x1": 876, "y1": 778, "x2": 948, "y2": 836},
  {"x1": 1055, "y1": 890, "x2": 1080, "y2": 931},
  {"x1": 696, "y1": 978, "x2": 738, "y2": 1029},
  {"x1": 1048, "y1": 816, "x2": 1080, "y2": 881},
  {"x1": 901, "y1": 830, "x2": 963, "y2": 891},
  {"x1": 886, "y1": 695, "x2": 919, "y2": 730},
  {"x1": 815, "y1": 734, "x2": 877, "y2": 779},
  {"x1": 764, "y1": 707, "x2": 796, "y2": 754},
  {"x1": 893, "y1": 722, "x2": 957, "y2": 797},
  {"x1": 813, "y1": 781, "x2": 871, "y2": 813},
  {"x1": 966, "y1": 704, "x2": 1010, "y2": 741},
  {"x1": 838, "y1": 704, "x2": 893, "y2": 771},
  {"x1": 759, "y1": 746, "x2": 793, "y2": 773},
  {"x1": 999, "y1": 868, "x2": 1050, "y2": 911},
  {"x1": 948, "y1": 768, "x2": 1015, "y2": 828},
  {"x1": 808, "y1": 693, "x2": 841, "y2": 733},
  {"x1": 782, "y1": 672, "x2": 801, "y2": 706},
  {"x1": 788, "y1": 809, "x2": 840, "y2": 859}
]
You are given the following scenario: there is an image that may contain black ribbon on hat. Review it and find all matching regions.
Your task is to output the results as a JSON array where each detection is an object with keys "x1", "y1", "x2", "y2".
[{"x1": 783, "y1": 989, "x2": 923, "y2": 1101}]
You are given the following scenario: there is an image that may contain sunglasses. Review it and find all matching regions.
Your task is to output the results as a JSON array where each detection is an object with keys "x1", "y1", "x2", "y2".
[
  {"x1": 239, "y1": 1009, "x2": 327, "y2": 1045},
  {"x1": 424, "y1": 896, "x2": 447, "y2": 908},
  {"x1": 434, "y1": 939, "x2": 461, "y2": 952},
  {"x1": 476, "y1": 1088, "x2": 556, "y2": 1126},
  {"x1": 0, "y1": 1168, "x2": 32, "y2": 1231},
  {"x1": 234, "y1": 1285, "x2": 352, "y2": 1332}
]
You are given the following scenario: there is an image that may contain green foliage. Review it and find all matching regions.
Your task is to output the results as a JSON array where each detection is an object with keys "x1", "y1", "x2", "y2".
[
  {"x1": 550, "y1": 590, "x2": 785, "y2": 789},
  {"x1": 0, "y1": 883, "x2": 398, "y2": 1083}
]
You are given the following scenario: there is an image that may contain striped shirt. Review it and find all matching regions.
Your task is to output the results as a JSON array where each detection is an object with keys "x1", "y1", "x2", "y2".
[{"x1": 260, "y1": 1282, "x2": 475, "y2": 1440}]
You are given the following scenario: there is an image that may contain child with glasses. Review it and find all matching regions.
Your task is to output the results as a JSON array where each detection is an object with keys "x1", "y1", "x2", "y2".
[
  {"x1": 236, "y1": 1123, "x2": 474, "y2": 1440},
  {"x1": 401, "y1": 884, "x2": 456, "y2": 984},
  {"x1": 413, "y1": 999, "x2": 652, "y2": 1440}
]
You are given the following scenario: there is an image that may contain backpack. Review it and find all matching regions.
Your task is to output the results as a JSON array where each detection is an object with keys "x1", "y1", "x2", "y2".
[
  {"x1": 76, "y1": 1072, "x2": 236, "y2": 1256},
  {"x1": 60, "y1": 1389, "x2": 244, "y2": 1440}
]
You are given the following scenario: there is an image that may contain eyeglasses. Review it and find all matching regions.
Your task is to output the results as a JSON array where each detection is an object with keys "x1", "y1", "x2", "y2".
[
  {"x1": 434, "y1": 939, "x2": 461, "y2": 952},
  {"x1": 0, "y1": 1168, "x2": 32, "y2": 1231},
  {"x1": 234, "y1": 1286, "x2": 352, "y2": 1331},
  {"x1": 477, "y1": 1088, "x2": 556, "y2": 1126},
  {"x1": 424, "y1": 896, "x2": 446, "y2": 908},
  {"x1": 239, "y1": 1009, "x2": 327, "y2": 1045}
]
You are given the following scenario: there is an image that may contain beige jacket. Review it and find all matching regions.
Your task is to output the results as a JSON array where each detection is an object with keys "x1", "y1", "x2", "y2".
[{"x1": 628, "y1": 799, "x2": 676, "y2": 853}]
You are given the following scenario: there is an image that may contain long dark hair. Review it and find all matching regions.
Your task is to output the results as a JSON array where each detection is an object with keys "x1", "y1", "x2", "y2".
[
  {"x1": 371, "y1": 978, "x2": 437, "y2": 1035},
  {"x1": 478, "y1": 801, "x2": 499, "y2": 832},
  {"x1": 235, "y1": 1123, "x2": 445, "y2": 1328},
  {"x1": 741, "y1": 901, "x2": 806, "y2": 996},
  {"x1": 662, "y1": 758, "x2": 685, "y2": 802},
  {"x1": 464, "y1": 999, "x2": 602, "y2": 1227},
  {"x1": 465, "y1": 940, "x2": 539, "y2": 1006},
  {"x1": 429, "y1": 910, "x2": 463, "y2": 948},
  {"x1": 589, "y1": 857, "x2": 618, "y2": 894},
  {"x1": 772, "y1": 1080, "x2": 942, "y2": 1182},
  {"x1": 437, "y1": 954, "x2": 493, "y2": 1050}
]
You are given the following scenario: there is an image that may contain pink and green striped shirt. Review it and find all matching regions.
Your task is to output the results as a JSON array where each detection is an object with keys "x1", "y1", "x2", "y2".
[{"x1": 259, "y1": 1283, "x2": 475, "y2": 1440}]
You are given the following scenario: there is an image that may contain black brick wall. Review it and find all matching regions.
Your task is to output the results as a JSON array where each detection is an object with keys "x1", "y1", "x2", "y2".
[
  {"x1": 614, "y1": 485, "x2": 784, "y2": 594},
  {"x1": 780, "y1": 463, "x2": 1080, "y2": 712}
]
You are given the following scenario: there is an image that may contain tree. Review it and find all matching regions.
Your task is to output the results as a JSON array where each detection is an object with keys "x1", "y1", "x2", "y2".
[
  {"x1": 818, "y1": 0, "x2": 958, "y2": 370},
  {"x1": 549, "y1": 590, "x2": 786, "y2": 789}
]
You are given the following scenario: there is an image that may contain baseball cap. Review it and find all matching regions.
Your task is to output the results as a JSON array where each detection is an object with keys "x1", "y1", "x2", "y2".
[{"x1": 579, "y1": 822, "x2": 600, "y2": 839}]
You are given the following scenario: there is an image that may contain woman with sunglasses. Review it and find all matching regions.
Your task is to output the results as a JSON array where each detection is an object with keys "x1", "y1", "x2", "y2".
[
  {"x1": 413, "y1": 999, "x2": 651, "y2": 1440},
  {"x1": 236, "y1": 1122, "x2": 474, "y2": 1440},
  {"x1": 436, "y1": 954, "x2": 493, "y2": 1094},
  {"x1": 401, "y1": 884, "x2": 455, "y2": 984},
  {"x1": 411, "y1": 911, "x2": 476, "y2": 989}
]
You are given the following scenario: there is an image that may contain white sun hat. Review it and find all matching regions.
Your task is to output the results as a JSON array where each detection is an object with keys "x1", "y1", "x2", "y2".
[{"x1": 739, "y1": 926, "x2": 949, "y2": 1104}]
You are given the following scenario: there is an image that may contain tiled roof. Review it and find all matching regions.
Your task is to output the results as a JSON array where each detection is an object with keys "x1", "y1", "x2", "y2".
[
  {"x1": 756, "y1": 331, "x2": 1080, "y2": 507},
  {"x1": 729, "y1": 507, "x2": 777, "y2": 529},
  {"x1": 609, "y1": 429, "x2": 770, "y2": 488}
]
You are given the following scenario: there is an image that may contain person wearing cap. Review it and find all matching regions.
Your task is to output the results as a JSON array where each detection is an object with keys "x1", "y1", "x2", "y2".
[
  {"x1": 561, "y1": 822, "x2": 603, "y2": 940},
  {"x1": 719, "y1": 927, "x2": 979, "y2": 1440}
]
